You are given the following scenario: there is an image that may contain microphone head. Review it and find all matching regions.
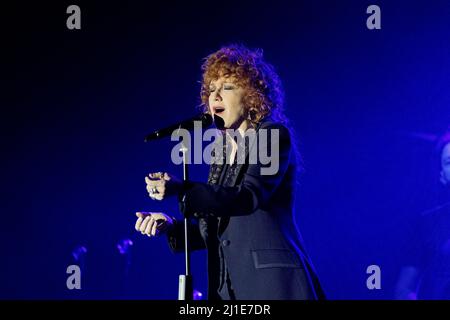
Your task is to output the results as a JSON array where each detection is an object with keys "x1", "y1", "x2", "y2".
[
  {"x1": 144, "y1": 112, "x2": 214, "y2": 142},
  {"x1": 200, "y1": 113, "x2": 213, "y2": 127},
  {"x1": 213, "y1": 114, "x2": 225, "y2": 130}
]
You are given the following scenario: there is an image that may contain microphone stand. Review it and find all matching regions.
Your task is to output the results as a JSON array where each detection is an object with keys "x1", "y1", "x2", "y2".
[
  {"x1": 177, "y1": 132, "x2": 193, "y2": 301},
  {"x1": 144, "y1": 115, "x2": 215, "y2": 300}
]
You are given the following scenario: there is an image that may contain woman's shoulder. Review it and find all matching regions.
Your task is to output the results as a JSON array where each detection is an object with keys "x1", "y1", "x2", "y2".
[{"x1": 256, "y1": 119, "x2": 292, "y2": 140}]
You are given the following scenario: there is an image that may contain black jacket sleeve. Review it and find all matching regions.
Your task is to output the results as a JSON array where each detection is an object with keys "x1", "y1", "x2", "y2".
[
  {"x1": 166, "y1": 218, "x2": 206, "y2": 252},
  {"x1": 181, "y1": 122, "x2": 292, "y2": 217}
]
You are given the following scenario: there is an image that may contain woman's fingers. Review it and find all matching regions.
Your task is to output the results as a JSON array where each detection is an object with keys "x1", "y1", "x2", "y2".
[
  {"x1": 144, "y1": 172, "x2": 179, "y2": 201},
  {"x1": 145, "y1": 178, "x2": 165, "y2": 188},
  {"x1": 144, "y1": 217, "x2": 165, "y2": 236},
  {"x1": 149, "y1": 172, "x2": 164, "y2": 179},
  {"x1": 146, "y1": 175, "x2": 167, "y2": 200},
  {"x1": 151, "y1": 219, "x2": 162, "y2": 236},
  {"x1": 146, "y1": 184, "x2": 166, "y2": 201},
  {"x1": 135, "y1": 212, "x2": 171, "y2": 237},
  {"x1": 139, "y1": 216, "x2": 151, "y2": 233},
  {"x1": 135, "y1": 214, "x2": 144, "y2": 231},
  {"x1": 144, "y1": 217, "x2": 154, "y2": 236},
  {"x1": 152, "y1": 190, "x2": 165, "y2": 201},
  {"x1": 145, "y1": 176, "x2": 159, "y2": 184},
  {"x1": 162, "y1": 172, "x2": 172, "y2": 181},
  {"x1": 135, "y1": 212, "x2": 150, "y2": 231},
  {"x1": 146, "y1": 173, "x2": 164, "y2": 182}
]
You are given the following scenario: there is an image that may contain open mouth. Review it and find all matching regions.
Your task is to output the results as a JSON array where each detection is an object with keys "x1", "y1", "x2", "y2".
[{"x1": 213, "y1": 106, "x2": 225, "y2": 115}]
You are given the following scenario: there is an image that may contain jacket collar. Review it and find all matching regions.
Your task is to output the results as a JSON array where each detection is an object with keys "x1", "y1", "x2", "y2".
[{"x1": 207, "y1": 119, "x2": 267, "y2": 187}]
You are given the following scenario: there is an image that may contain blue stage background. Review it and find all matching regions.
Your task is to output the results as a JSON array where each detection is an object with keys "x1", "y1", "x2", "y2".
[{"x1": 3, "y1": 0, "x2": 450, "y2": 299}]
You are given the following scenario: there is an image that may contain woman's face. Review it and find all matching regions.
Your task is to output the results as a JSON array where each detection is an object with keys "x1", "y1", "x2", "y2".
[
  {"x1": 441, "y1": 142, "x2": 450, "y2": 186},
  {"x1": 208, "y1": 77, "x2": 247, "y2": 130}
]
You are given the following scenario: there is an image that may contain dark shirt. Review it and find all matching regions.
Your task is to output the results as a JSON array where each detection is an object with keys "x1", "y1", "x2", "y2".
[
  {"x1": 216, "y1": 161, "x2": 236, "y2": 300},
  {"x1": 206, "y1": 150, "x2": 238, "y2": 300}
]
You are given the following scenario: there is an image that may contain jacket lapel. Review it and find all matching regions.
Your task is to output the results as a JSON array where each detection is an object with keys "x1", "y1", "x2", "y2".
[{"x1": 216, "y1": 121, "x2": 264, "y2": 235}]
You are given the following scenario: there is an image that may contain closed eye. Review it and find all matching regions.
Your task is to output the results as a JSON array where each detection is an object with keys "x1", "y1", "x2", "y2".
[{"x1": 209, "y1": 84, "x2": 235, "y2": 95}]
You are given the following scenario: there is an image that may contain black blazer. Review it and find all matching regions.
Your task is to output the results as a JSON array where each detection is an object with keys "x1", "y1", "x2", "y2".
[{"x1": 167, "y1": 119, "x2": 325, "y2": 300}]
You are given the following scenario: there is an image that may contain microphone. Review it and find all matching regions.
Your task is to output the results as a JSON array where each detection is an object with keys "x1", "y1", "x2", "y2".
[
  {"x1": 144, "y1": 113, "x2": 213, "y2": 142},
  {"x1": 212, "y1": 114, "x2": 225, "y2": 130}
]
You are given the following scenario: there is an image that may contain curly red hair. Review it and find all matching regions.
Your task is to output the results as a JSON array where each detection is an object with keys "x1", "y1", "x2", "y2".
[{"x1": 199, "y1": 44, "x2": 286, "y2": 125}]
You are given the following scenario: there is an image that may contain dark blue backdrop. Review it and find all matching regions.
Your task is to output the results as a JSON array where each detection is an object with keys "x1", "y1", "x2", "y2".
[{"x1": 3, "y1": 0, "x2": 450, "y2": 299}]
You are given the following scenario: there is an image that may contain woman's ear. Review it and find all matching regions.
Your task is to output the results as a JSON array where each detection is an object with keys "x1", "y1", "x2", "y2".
[{"x1": 246, "y1": 107, "x2": 256, "y2": 121}]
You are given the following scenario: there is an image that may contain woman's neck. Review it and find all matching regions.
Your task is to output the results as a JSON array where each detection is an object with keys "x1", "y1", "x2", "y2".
[{"x1": 224, "y1": 120, "x2": 252, "y2": 165}]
